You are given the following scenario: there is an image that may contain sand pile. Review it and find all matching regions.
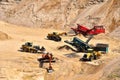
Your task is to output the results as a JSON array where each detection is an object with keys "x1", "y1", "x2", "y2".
[{"x1": 0, "y1": 31, "x2": 11, "y2": 40}]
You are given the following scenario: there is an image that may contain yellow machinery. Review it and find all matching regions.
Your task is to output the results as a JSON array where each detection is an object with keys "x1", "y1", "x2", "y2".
[
  {"x1": 21, "y1": 42, "x2": 41, "y2": 53},
  {"x1": 81, "y1": 49, "x2": 101, "y2": 61},
  {"x1": 47, "y1": 32, "x2": 62, "y2": 41}
]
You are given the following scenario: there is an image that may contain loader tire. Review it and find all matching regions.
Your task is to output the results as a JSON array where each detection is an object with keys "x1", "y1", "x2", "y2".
[
  {"x1": 94, "y1": 55, "x2": 97, "y2": 60},
  {"x1": 89, "y1": 56, "x2": 93, "y2": 61}
]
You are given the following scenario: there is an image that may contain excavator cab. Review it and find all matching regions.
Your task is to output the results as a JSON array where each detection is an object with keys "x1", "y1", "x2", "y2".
[
  {"x1": 40, "y1": 46, "x2": 46, "y2": 51},
  {"x1": 53, "y1": 32, "x2": 57, "y2": 35},
  {"x1": 33, "y1": 45, "x2": 40, "y2": 50},
  {"x1": 25, "y1": 42, "x2": 32, "y2": 47}
]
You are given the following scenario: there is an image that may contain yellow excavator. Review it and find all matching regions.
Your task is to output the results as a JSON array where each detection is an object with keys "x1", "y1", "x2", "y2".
[{"x1": 47, "y1": 32, "x2": 67, "y2": 42}]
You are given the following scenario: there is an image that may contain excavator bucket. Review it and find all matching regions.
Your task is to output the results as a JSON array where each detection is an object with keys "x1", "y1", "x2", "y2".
[
  {"x1": 47, "y1": 68, "x2": 54, "y2": 73},
  {"x1": 47, "y1": 65, "x2": 54, "y2": 73}
]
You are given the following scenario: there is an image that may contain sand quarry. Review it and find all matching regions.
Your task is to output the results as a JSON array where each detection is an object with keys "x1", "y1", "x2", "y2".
[{"x1": 0, "y1": 21, "x2": 120, "y2": 80}]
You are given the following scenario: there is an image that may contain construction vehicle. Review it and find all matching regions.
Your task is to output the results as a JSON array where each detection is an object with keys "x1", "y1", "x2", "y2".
[
  {"x1": 64, "y1": 36, "x2": 93, "y2": 52},
  {"x1": 71, "y1": 24, "x2": 105, "y2": 36},
  {"x1": 21, "y1": 42, "x2": 41, "y2": 53},
  {"x1": 47, "y1": 32, "x2": 62, "y2": 41},
  {"x1": 64, "y1": 36, "x2": 109, "y2": 53},
  {"x1": 38, "y1": 53, "x2": 56, "y2": 73},
  {"x1": 80, "y1": 49, "x2": 102, "y2": 61}
]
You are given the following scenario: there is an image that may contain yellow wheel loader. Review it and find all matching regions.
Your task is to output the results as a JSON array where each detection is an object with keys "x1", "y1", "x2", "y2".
[{"x1": 80, "y1": 49, "x2": 101, "y2": 61}]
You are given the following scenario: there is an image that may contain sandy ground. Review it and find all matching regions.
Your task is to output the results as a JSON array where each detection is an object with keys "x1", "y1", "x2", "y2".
[{"x1": 0, "y1": 21, "x2": 120, "y2": 80}]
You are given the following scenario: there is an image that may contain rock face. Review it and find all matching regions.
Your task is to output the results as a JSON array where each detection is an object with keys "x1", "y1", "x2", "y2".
[
  {"x1": 109, "y1": 26, "x2": 120, "y2": 38},
  {"x1": 0, "y1": 0, "x2": 120, "y2": 31}
]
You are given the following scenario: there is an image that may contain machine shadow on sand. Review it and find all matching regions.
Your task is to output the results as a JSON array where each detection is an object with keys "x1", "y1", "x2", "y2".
[
  {"x1": 18, "y1": 49, "x2": 43, "y2": 54},
  {"x1": 57, "y1": 45, "x2": 78, "y2": 52},
  {"x1": 64, "y1": 53, "x2": 80, "y2": 58}
]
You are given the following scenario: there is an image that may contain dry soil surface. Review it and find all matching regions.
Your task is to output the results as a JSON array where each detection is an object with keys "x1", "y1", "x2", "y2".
[{"x1": 0, "y1": 21, "x2": 120, "y2": 80}]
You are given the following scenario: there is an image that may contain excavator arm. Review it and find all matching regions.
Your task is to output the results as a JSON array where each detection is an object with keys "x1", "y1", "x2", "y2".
[{"x1": 47, "y1": 54, "x2": 54, "y2": 73}]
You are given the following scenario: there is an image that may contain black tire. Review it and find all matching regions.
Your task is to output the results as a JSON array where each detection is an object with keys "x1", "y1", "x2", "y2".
[
  {"x1": 94, "y1": 55, "x2": 97, "y2": 60},
  {"x1": 30, "y1": 49, "x2": 34, "y2": 53},
  {"x1": 83, "y1": 54, "x2": 87, "y2": 58},
  {"x1": 47, "y1": 36, "x2": 52, "y2": 40},
  {"x1": 89, "y1": 56, "x2": 93, "y2": 61},
  {"x1": 24, "y1": 48, "x2": 28, "y2": 52},
  {"x1": 22, "y1": 48, "x2": 25, "y2": 52}
]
